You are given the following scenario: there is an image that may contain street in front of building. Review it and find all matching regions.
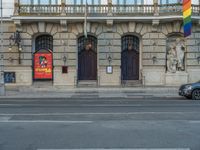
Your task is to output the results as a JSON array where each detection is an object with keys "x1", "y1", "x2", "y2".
[{"x1": 0, "y1": 97, "x2": 200, "y2": 150}]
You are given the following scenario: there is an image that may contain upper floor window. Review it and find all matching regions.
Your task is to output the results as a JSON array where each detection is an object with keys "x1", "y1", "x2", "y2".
[
  {"x1": 112, "y1": 0, "x2": 153, "y2": 4},
  {"x1": 159, "y1": 0, "x2": 199, "y2": 4},
  {"x1": 20, "y1": 0, "x2": 59, "y2": 4}
]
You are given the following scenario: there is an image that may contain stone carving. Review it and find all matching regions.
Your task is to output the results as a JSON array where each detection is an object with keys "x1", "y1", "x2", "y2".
[
  {"x1": 167, "y1": 38, "x2": 186, "y2": 73},
  {"x1": 167, "y1": 45, "x2": 177, "y2": 73}
]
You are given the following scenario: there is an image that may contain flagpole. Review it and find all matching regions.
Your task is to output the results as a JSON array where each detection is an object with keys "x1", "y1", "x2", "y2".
[{"x1": 84, "y1": 0, "x2": 87, "y2": 39}]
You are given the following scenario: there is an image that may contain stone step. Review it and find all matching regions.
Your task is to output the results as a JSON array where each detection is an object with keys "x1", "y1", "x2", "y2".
[
  {"x1": 33, "y1": 81, "x2": 53, "y2": 88},
  {"x1": 122, "y1": 80, "x2": 142, "y2": 87},
  {"x1": 77, "y1": 80, "x2": 98, "y2": 87}
]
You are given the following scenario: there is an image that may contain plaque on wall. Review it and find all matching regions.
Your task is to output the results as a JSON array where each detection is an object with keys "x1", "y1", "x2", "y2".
[
  {"x1": 62, "y1": 66, "x2": 68, "y2": 74},
  {"x1": 4, "y1": 72, "x2": 16, "y2": 83},
  {"x1": 106, "y1": 66, "x2": 113, "y2": 74}
]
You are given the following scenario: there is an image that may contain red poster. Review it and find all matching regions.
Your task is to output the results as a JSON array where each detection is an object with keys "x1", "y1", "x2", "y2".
[{"x1": 34, "y1": 52, "x2": 53, "y2": 79}]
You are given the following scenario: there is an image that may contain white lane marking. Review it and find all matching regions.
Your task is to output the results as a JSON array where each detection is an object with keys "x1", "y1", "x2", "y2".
[
  {"x1": 0, "y1": 116, "x2": 11, "y2": 121},
  {"x1": 37, "y1": 148, "x2": 191, "y2": 150},
  {"x1": 189, "y1": 121, "x2": 200, "y2": 124},
  {"x1": 0, "y1": 104, "x2": 22, "y2": 106},
  {"x1": 0, "y1": 112, "x2": 198, "y2": 116},
  {"x1": 0, "y1": 120, "x2": 93, "y2": 123}
]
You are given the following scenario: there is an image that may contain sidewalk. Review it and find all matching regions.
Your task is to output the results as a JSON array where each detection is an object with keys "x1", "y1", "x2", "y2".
[{"x1": 0, "y1": 85, "x2": 182, "y2": 99}]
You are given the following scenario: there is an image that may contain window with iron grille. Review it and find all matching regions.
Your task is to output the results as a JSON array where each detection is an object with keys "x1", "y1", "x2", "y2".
[
  {"x1": 121, "y1": 35, "x2": 139, "y2": 52},
  {"x1": 35, "y1": 35, "x2": 53, "y2": 51},
  {"x1": 78, "y1": 35, "x2": 97, "y2": 52}
]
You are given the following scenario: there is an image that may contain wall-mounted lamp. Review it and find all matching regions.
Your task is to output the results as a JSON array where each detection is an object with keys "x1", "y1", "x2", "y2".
[
  {"x1": 197, "y1": 56, "x2": 200, "y2": 64},
  {"x1": 62, "y1": 55, "x2": 68, "y2": 65},
  {"x1": 107, "y1": 55, "x2": 112, "y2": 65},
  {"x1": 107, "y1": 41, "x2": 113, "y2": 65},
  {"x1": 152, "y1": 56, "x2": 157, "y2": 64},
  {"x1": 9, "y1": 30, "x2": 22, "y2": 64}
]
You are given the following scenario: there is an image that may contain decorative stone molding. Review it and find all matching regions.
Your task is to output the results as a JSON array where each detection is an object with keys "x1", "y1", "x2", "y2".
[
  {"x1": 76, "y1": 23, "x2": 83, "y2": 34},
  {"x1": 61, "y1": 0, "x2": 66, "y2": 16},
  {"x1": 128, "y1": 22, "x2": 136, "y2": 32},
  {"x1": 107, "y1": 0, "x2": 113, "y2": 17},
  {"x1": 60, "y1": 20, "x2": 67, "y2": 32},
  {"x1": 31, "y1": 23, "x2": 38, "y2": 34},
  {"x1": 152, "y1": 20, "x2": 159, "y2": 32},
  {"x1": 153, "y1": 0, "x2": 159, "y2": 16},
  {"x1": 14, "y1": 0, "x2": 19, "y2": 16},
  {"x1": 135, "y1": 23, "x2": 143, "y2": 34},
  {"x1": 14, "y1": 20, "x2": 22, "y2": 31},
  {"x1": 91, "y1": 23, "x2": 98, "y2": 34},
  {"x1": 106, "y1": 20, "x2": 113, "y2": 27},
  {"x1": 173, "y1": 21, "x2": 181, "y2": 32},
  {"x1": 38, "y1": 22, "x2": 45, "y2": 33}
]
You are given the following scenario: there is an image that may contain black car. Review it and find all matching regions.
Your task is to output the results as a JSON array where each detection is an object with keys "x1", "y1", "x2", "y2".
[{"x1": 179, "y1": 81, "x2": 200, "y2": 100}]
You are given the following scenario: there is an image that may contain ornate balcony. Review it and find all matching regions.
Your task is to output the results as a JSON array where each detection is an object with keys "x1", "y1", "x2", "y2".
[{"x1": 16, "y1": 4, "x2": 199, "y2": 17}]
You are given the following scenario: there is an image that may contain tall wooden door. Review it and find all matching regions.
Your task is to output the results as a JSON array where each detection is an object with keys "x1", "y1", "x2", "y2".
[
  {"x1": 121, "y1": 49, "x2": 139, "y2": 80},
  {"x1": 78, "y1": 49, "x2": 97, "y2": 80},
  {"x1": 121, "y1": 35, "x2": 140, "y2": 80}
]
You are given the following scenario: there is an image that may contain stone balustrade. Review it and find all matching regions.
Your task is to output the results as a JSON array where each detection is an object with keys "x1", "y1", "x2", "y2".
[{"x1": 17, "y1": 4, "x2": 200, "y2": 16}]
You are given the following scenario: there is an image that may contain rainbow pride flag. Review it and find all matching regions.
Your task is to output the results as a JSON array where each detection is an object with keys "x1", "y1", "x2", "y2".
[{"x1": 183, "y1": 0, "x2": 192, "y2": 37}]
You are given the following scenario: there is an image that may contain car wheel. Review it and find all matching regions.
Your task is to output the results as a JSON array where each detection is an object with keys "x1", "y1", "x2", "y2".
[{"x1": 192, "y1": 89, "x2": 200, "y2": 100}]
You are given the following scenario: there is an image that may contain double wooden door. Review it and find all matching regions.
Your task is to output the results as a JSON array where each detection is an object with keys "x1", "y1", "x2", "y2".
[
  {"x1": 78, "y1": 49, "x2": 97, "y2": 80},
  {"x1": 121, "y1": 49, "x2": 139, "y2": 80}
]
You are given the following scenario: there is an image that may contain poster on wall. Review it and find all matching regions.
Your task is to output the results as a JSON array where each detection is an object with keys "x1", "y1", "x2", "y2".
[{"x1": 34, "y1": 52, "x2": 53, "y2": 79}]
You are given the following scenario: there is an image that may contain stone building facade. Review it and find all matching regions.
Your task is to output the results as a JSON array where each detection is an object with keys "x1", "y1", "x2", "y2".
[{"x1": 1, "y1": 0, "x2": 200, "y2": 87}]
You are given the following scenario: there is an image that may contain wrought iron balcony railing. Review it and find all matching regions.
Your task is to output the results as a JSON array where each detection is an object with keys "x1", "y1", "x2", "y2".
[{"x1": 17, "y1": 4, "x2": 200, "y2": 17}]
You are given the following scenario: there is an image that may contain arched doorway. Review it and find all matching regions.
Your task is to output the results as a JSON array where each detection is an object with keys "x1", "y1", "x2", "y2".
[
  {"x1": 33, "y1": 35, "x2": 53, "y2": 80},
  {"x1": 78, "y1": 35, "x2": 97, "y2": 80},
  {"x1": 121, "y1": 35, "x2": 140, "y2": 81}
]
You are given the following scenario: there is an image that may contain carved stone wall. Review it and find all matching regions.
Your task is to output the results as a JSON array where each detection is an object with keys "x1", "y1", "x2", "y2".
[{"x1": 3, "y1": 20, "x2": 200, "y2": 86}]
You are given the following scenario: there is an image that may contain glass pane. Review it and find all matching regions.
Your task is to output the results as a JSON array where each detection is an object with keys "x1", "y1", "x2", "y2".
[
  {"x1": 33, "y1": 0, "x2": 39, "y2": 4},
  {"x1": 87, "y1": 0, "x2": 92, "y2": 4},
  {"x1": 76, "y1": 0, "x2": 82, "y2": 4},
  {"x1": 40, "y1": 0, "x2": 50, "y2": 4},
  {"x1": 112, "y1": 0, "x2": 118, "y2": 4},
  {"x1": 1, "y1": 0, "x2": 14, "y2": 17},
  {"x1": 192, "y1": 0, "x2": 199, "y2": 4},
  {"x1": 51, "y1": 0, "x2": 58, "y2": 4},
  {"x1": 126, "y1": 0, "x2": 134, "y2": 4},
  {"x1": 144, "y1": 0, "x2": 153, "y2": 4},
  {"x1": 66, "y1": 0, "x2": 75, "y2": 4},
  {"x1": 101, "y1": 0, "x2": 107, "y2": 4},
  {"x1": 20, "y1": 0, "x2": 31, "y2": 4},
  {"x1": 168, "y1": 0, "x2": 178, "y2": 3}
]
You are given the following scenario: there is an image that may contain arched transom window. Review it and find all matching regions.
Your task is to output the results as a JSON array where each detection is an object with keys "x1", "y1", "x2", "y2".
[
  {"x1": 122, "y1": 35, "x2": 139, "y2": 52},
  {"x1": 35, "y1": 35, "x2": 53, "y2": 51},
  {"x1": 78, "y1": 35, "x2": 97, "y2": 52}
]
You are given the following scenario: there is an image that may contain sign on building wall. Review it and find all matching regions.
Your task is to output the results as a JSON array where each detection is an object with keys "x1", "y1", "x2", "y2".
[
  {"x1": 34, "y1": 52, "x2": 53, "y2": 80},
  {"x1": 4, "y1": 72, "x2": 16, "y2": 83}
]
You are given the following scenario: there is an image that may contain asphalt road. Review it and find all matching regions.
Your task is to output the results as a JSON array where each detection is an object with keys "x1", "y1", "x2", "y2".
[{"x1": 0, "y1": 98, "x2": 200, "y2": 150}]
